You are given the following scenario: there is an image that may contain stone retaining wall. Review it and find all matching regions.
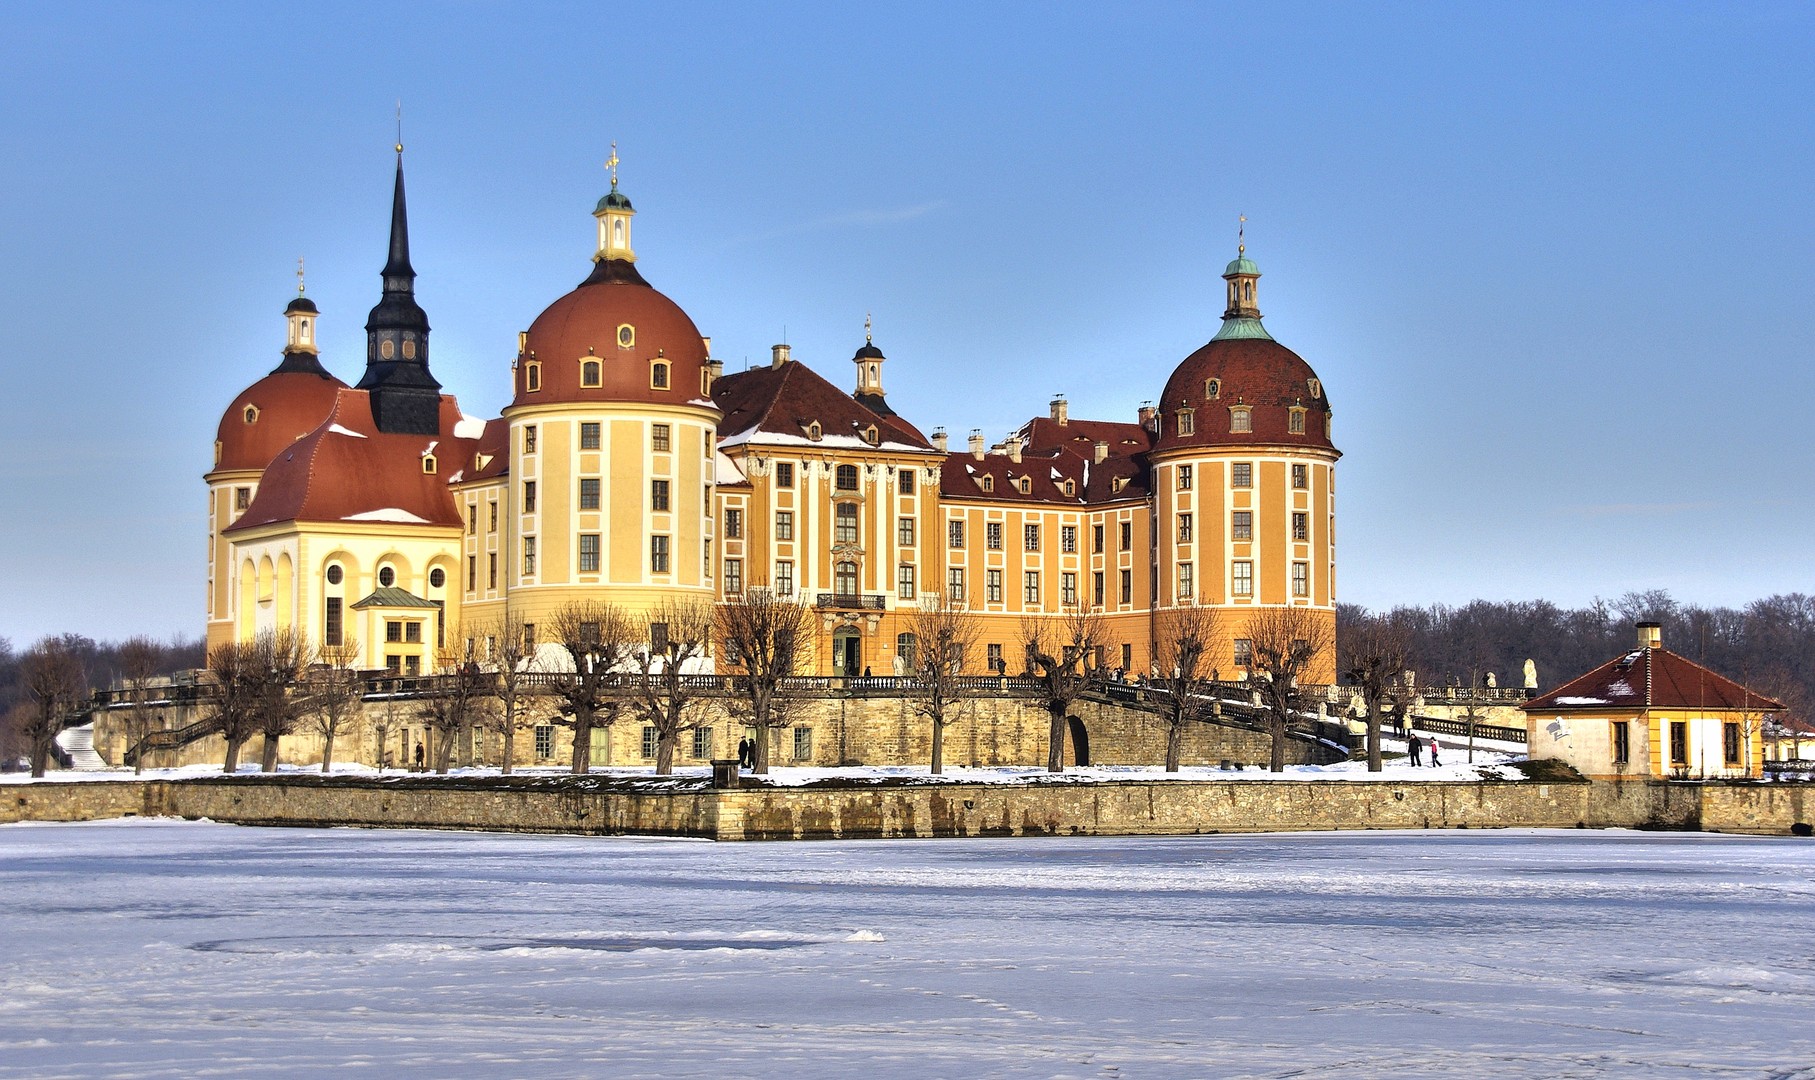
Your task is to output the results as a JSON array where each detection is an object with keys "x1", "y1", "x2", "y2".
[{"x1": 6, "y1": 776, "x2": 1811, "y2": 839}]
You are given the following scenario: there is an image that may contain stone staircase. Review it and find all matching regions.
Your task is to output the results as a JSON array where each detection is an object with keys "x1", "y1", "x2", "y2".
[{"x1": 54, "y1": 724, "x2": 108, "y2": 771}]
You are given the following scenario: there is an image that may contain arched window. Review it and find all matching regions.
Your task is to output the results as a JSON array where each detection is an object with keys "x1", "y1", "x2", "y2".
[
  {"x1": 524, "y1": 362, "x2": 541, "y2": 392},
  {"x1": 243, "y1": 405, "x2": 259, "y2": 424},
  {"x1": 835, "y1": 464, "x2": 859, "y2": 490},
  {"x1": 981, "y1": 475, "x2": 994, "y2": 492},
  {"x1": 834, "y1": 502, "x2": 859, "y2": 543},
  {"x1": 422, "y1": 454, "x2": 437, "y2": 475},
  {"x1": 581, "y1": 359, "x2": 602, "y2": 387},
  {"x1": 807, "y1": 421, "x2": 823, "y2": 441}
]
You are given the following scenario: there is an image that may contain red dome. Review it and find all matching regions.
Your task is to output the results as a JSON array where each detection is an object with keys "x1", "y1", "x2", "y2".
[
  {"x1": 513, "y1": 259, "x2": 710, "y2": 407},
  {"x1": 1152, "y1": 336, "x2": 1336, "y2": 455},
  {"x1": 213, "y1": 360, "x2": 348, "y2": 474}
]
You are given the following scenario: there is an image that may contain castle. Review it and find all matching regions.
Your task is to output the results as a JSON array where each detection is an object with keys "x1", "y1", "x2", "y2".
[{"x1": 205, "y1": 152, "x2": 1339, "y2": 707}]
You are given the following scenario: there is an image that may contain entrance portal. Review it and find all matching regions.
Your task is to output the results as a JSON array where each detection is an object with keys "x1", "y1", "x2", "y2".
[
  {"x1": 832, "y1": 628, "x2": 862, "y2": 677},
  {"x1": 1067, "y1": 716, "x2": 1091, "y2": 767}
]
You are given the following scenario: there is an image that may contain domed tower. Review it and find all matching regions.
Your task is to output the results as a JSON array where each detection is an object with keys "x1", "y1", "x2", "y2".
[
  {"x1": 1149, "y1": 238, "x2": 1339, "y2": 679},
  {"x1": 500, "y1": 156, "x2": 720, "y2": 629},
  {"x1": 205, "y1": 278, "x2": 348, "y2": 650}
]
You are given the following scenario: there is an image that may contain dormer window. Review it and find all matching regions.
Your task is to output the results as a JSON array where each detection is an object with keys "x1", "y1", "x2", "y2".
[
  {"x1": 243, "y1": 405, "x2": 259, "y2": 424},
  {"x1": 581, "y1": 359, "x2": 602, "y2": 388},
  {"x1": 525, "y1": 362, "x2": 541, "y2": 392},
  {"x1": 981, "y1": 475, "x2": 994, "y2": 492},
  {"x1": 1205, "y1": 378, "x2": 1220, "y2": 399},
  {"x1": 1018, "y1": 477, "x2": 1032, "y2": 494},
  {"x1": 861, "y1": 425, "x2": 879, "y2": 445},
  {"x1": 422, "y1": 454, "x2": 437, "y2": 475},
  {"x1": 1063, "y1": 479, "x2": 1076, "y2": 497},
  {"x1": 1288, "y1": 407, "x2": 1306, "y2": 435},
  {"x1": 1307, "y1": 377, "x2": 1322, "y2": 399},
  {"x1": 650, "y1": 360, "x2": 670, "y2": 389},
  {"x1": 617, "y1": 324, "x2": 635, "y2": 348},
  {"x1": 1230, "y1": 407, "x2": 1253, "y2": 434},
  {"x1": 807, "y1": 421, "x2": 823, "y2": 441},
  {"x1": 1176, "y1": 409, "x2": 1194, "y2": 436}
]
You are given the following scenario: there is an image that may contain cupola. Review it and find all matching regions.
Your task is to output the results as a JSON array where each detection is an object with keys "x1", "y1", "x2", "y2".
[
  {"x1": 1214, "y1": 217, "x2": 1272, "y2": 343},
  {"x1": 594, "y1": 143, "x2": 636, "y2": 263},
  {"x1": 851, "y1": 313, "x2": 897, "y2": 417}
]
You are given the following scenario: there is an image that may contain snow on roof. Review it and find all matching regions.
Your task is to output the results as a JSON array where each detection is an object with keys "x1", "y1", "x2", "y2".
[
  {"x1": 452, "y1": 415, "x2": 487, "y2": 440},
  {"x1": 1554, "y1": 696, "x2": 1611, "y2": 706},
  {"x1": 343, "y1": 508, "x2": 431, "y2": 524},
  {"x1": 714, "y1": 450, "x2": 747, "y2": 486},
  {"x1": 326, "y1": 424, "x2": 367, "y2": 439},
  {"x1": 717, "y1": 429, "x2": 925, "y2": 453}
]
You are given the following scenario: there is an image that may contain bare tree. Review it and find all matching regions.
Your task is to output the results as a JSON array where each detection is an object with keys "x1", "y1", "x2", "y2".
[
  {"x1": 1243, "y1": 606, "x2": 1335, "y2": 773},
  {"x1": 20, "y1": 637, "x2": 87, "y2": 778},
  {"x1": 1343, "y1": 614, "x2": 1410, "y2": 772},
  {"x1": 305, "y1": 638, "x2": 364, "y2": 773},
  {"x1": 548, "y1": 601, "x2": 637, "y2": 774},
  {"x1": 1152, "y1": 599, "x2": 1222, "y2": 772},
  {"x1": 477, "y1": 608, "x2": 537, "y2": 774},
  {"x1": 630, "y1": 600, "x2": 715, "y2": 775},
  {"x1": 118, "y1": 636, "x2": 163, "y2": 775},
  {"x1": 418, "y1": 634, "x2": 490, "y2": 774},
  {"x1": 906, "y1": 592, "x2": 982, "y2": 774},
  {"x1": 208, "y1": 640, "x2": 258, "y2": 772},
  {"x1": 248, "y1": 629, "x2": 307, "y2": 773},
  {"x1": 1021, "y1": 605, "x2": 1106, "y2": 772},
  {"x1": 716, "y1": 586, "x2": 814, "y2": 775}
]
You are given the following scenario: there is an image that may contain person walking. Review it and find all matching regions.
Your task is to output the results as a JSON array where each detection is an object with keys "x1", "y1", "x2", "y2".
[
  {"x1": 1406, "y1": 733, "x2": 1422, "y2": 767},
  {"x1": 1428, "y1": 738, "x2": 1442, "y2": 768},
  {"x1": 737, "y1": 736, "x2": 752, "y2": 769}
]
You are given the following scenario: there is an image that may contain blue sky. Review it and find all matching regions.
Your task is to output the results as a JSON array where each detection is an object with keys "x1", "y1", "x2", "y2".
[{"x1": 1, "y1": 2, "x2": 1810, "y2": 644}]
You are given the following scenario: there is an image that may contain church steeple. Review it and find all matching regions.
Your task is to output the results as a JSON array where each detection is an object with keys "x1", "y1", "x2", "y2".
[{"x1": 358, "y1": 145, "x2": 442, "y2": 435}]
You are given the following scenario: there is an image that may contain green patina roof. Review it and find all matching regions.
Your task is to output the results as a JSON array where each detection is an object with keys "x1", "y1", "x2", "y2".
[
  {"x1": 1224, "y1": 255, "x2": 1260, "y2": 277},
  {"x1": 350, "y1": 586, "x2": 440, "y2": 610},
  {"x1": 595, "y1": 188, "x2": 634, "y2": 213},
  {"x1": 1211, "y1": 316, "x2": 1274, "y2": 342}
]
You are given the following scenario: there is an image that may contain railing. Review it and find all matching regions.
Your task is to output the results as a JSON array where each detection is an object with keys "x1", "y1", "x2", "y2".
[
  {"x1": 1400, "y1": 713, "x2": 1528, "y2": 745},
  {"x1": 123, "y1": 716, "x2": 224, "y2": 766},
  {"x1": 815, "y1": 592, "x2": 887, "y2": 611},
  {"x1": 1403, "y1": 686, "x2": 1535, "y2": 704}
]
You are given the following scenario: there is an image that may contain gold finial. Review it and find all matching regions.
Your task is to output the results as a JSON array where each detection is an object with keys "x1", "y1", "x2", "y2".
[
  {"x1": 296, "y1": 257, "x2": 306, "y2": 296},
  {"x1": 395, "y1": 101, "x2": 403, "y2": 154},
  {"x1": 1237, "y1": 213, "x2": 1246, "y2": 256},
  {"x1": 605, "y1": 142, "x2": 620, "y2": 188},
  {"x1": 864, "y1": 311, "x2": 872, "y2": 344}
]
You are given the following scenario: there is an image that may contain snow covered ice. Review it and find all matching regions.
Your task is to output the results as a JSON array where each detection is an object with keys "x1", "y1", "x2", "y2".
[{"x1": 2, "y1": 822, "x2": 1813, "y2": 1078}]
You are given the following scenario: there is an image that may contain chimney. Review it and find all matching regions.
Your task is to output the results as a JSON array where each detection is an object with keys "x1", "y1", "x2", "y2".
[
  {"x1": 708, "y1": 358, "x2": 724, "y2": 381},
  {"x1": 931, "y1": 427, "x2": 948, "y2": 453},
  {"x1": 1093, "y1": 440, "x2": 1109, "y2": 463},
  {"x1": 968, "y1": 429, "x2": 986, "y2": 460},
  {"x1": 1051, "y1": 395, "x2": 1068, "y2": 425},
  {"x1": 1006, "y1": 434, "x2": 1022, "y2": 464},
  {"x1": 1137, "y1": 401, "x2": 1157, "y2": 431},
  {"x1": 771, "y1": 344, "x2": 791, "y2": 369},
  {"x1": 1636, "y1": 621, "x2": 1662, "y2": 650}
]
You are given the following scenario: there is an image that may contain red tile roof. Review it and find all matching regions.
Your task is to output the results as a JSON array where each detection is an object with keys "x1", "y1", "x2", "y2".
[
  {"x1": 1523, "y1": 647, "x2": 1785, "y2": 714},
  {"x1": 1154, "y1": 337, "x2": 1337, "y2": 455},
  {"x1": 712, "y1": 360, "x2": 933, "y2": 452}
]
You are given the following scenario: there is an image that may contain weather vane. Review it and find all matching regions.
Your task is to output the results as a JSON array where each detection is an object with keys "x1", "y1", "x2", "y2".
[
  {"x1": 1238, "y1": 213, "x2": 1247, "y2": 256},
  {"x1": 296, "y1": 257, "x2": 306, "y2": 296},
  {"x1": 395, "y1": 101, "x2": 403, "y2": 154},
  {"x1": 864, "y1": 311, "x2": 872, "y2": 344},
  {"x1": 605, "y1": 142, "x2": 620, "y2": 188}
]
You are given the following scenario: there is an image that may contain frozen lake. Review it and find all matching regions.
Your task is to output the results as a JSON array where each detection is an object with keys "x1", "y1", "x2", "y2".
[{"x1": 2, "y1": 822, "x2": 1812, "y2": 1078}]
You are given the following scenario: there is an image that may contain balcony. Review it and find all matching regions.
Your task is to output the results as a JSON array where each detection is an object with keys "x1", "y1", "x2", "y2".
[{"x1": 816, "y1": 592, "x2": 886, "y2": 611}]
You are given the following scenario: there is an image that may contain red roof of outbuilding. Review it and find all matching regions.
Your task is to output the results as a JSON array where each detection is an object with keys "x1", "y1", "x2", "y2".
[{"x1": 1522, "y1": 647, "x2": 1785, "y2": 714}]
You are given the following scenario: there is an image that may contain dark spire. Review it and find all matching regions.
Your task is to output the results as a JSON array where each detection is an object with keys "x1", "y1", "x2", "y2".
[{"x1": 359, "y1": 147, "x2": 441, "y2": 435}]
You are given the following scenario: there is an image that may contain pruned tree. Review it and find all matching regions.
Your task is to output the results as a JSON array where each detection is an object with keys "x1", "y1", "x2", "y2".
[
  {"x1": 548, "y1": 601, "x2": 637, "y2": 774},
  {"x1": 477, "y1": 608, "x2": 538, "y2": 775},
  {"x1": 1243, "y1": 606, "x2": 1335, "y2": 772},
  {"x1": 1152, "y1": 598, "x2": 1222, "y2": 772},
  {"x1": 419, "y1": 633, "x2": 491, "y2": 774},
  {"x1": 716, "y1": 585, "x2": 814, "y2": 775},
  {"x1": 118, "y1": 635, "x2": 163, "y2": 775},
  {"x1": 20, "y1": 636, "x2": 87, "y2": 778},
  {"x1": 248, "y1": 629, "x2": 306, "y2": 773},
  {"x1": 305, "y1": 637, "x2": 364, "y2": 773},
  {"x1": 1342, "y1": 613, "x2": 1410, "y2": 772},
  {"x1": 1021, "y1": 605, "x2": 1106, "y2": 772},
  {"x1": 630, "y1": 600, "x2": 715, "y2": 775},
  {"x1": 906, "y1": 591, "x2": 982, "y2": 774}
]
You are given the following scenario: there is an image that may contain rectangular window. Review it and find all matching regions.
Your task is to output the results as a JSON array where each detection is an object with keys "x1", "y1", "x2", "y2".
[
  {"x1": 466, "y1": 556, "x2": 476, "y2": 592},
  {"x1": 324, "y1": 597, "x2": 343, "y2": 647},
  {"x1": 987, "y1": 642, "x2": 1004, "y2": 674},
  {"x1": 235, "y1": 487, "x2": 251, "y2": 511},
  {"x1": 488, "y1": 553, "x2": 498, "y2": 589},
  {"x1": 1670, "y1": 721, "x2": 1688, "y2": 765},
  {"x1": 793, "y1": 726, "x2": 813, "y2": 761},
  {"x1": 1292, "y1": 511, "x2": 1308, "y2": 541},
  {"x1": 1093, "y1": 571, "x2": 1105, "y2": 606},
  {"x1": 1177, "y1": 411, "x2": 1194, "y2": 436},
  {"x1": 725, "y1": 508, "x2": 742, "y2": 539},
  {"x1": 986, "y1": 569, "x2": 1003, "y2": 603},
  {"x1": 775, "y1": 462, "x2": 794, "y2": 488},
  {"x1": 1119, "y1": 569, "x2": 1133, "y2": 604},
  {"x1": 986, "y1": 522, "x2": 1003, "y2": 550},
  {"x1": 1724, "y1": 722, "x2": 1742, "y2": 765},
  {"x1": 1120, "y1": 521, "x2": 1132, "y2": 551},
  {"x1": 1121, "y1": 643, "x2": 1132, "y2": 670},
  {"x1": 1292, "y1": 561, "x2": 1309, "y2": 597},
  {"x1": 1232, "y1": 462, "x2": 1253, "y2": 488},
  {"x1": 1292, "y1": 464, "x2": 1309, "y2": 489},
  {"x1": 724, "y1": 558, "x2": 742, "y2": 595},
  {"x1": 897, "y1": 563, "x2": 917, "y2": 600},
  {"x1": 1061, "y1": 525, "x2": 1077, "y2": 553},
  {"x1": 1178, "y1": 514, "x2": 1193, "y2": 543},
  {"x1": 1061, "y1": 571, "x2": 1078, "y2": 605},
  {"x1": 1024, "y1": 571, "x2": 1041, "y2": 604},
  {"x1": 524, "y1": 623, "x2": 535, "y2": 650},
  {"x1": 1178, "y1": 464, "x2": 1193, "y2": 490},
  {"x1": 1234, "y1": 638, "x2": 1253, "y2": 666},
  {"x1": 1024, "y1": 523, "x2": 1041, "y2": 551},
  {"x1": 1289, "y1": 409, "x2": 1306, "y2": 435},
  {"x1": 775, "y1": 511, "x2": 794, "y2": 540},
  {"x1": 835, "y1": 464, "x2": 859, "y2": 491},
  {"x1": 1232, "y1": 560, "x2": 1253, "y2": 596},
  {"x1": 947, "y1": 567, "x2": 965, "y2": 602},
  {"x1": 775, "y1": 560, "x2": 795, "y2": 596},
  {"x1": 652, "y1": 423, "x2": 671, "y2": 452},
  {"x1": 1611, "y1": 721, "x2": 1630, "y2": 765},
  {"x1": 534, "y1": 724, "x2": 553, "y2": 759},
  {"x1": 1178, "y1": 562, "x2": 1194, "y2": 598},
  {"x1": 834, "y1": 503, "x2": 859, "y2": 543},
  {"x1": 579, "y1": 533, "x2": 600, "y2": 573},
  {"x1": 524, "y1": 426, "x2": 537, "y2": 453},
  {"x1": 524, "y1": 480, "x2": 537, "y2": 513},
  {"x1": 948, "y1": 520, "x2": 965, "y2": 548},
  {"x1": 1093, "y1": 524, "x2": 1105, "y2": 553},
  {"x1": 523, "y1": 537, "x2": 536, "y2": 576},
  {"x1": 651, "y1": 535, "x2": 670, "y2": 573},
  {"x1": 405, "y1": 654, "x2": 421, "y2": 676},
  {"x1": 692, "y1": 726, "x2": 713, "y2": 760},
  {"x1": 404, "y1": 622, "x2": 422, "y2": 644},
  {"x1": 580, "y1": 422, "x2": 601, "y2": 450},
  {"x1": 387, "y1": 620, "x2": 402, "y2": 644},
  {"x1": 1232, "y1": 511, "x2": 1253, "y2": 541},
  {"x1": 579, "y1": 478, "x2": 600, "y2": 510},
  {"x1": 467, "y1": 505, "x2": 476, "y2": 535},
  {"x1": 489, "y1": 502, "x2": 498, "y2": 531},
  {"x1": 898, "y1": 517, "x2": 915, "y2": 547},
  {"x1": 651, "y1": 479, "x2": 670, "y2": 511},
  {"x1": 385, "y1": 654, "x2": 401, "y2": 673},
  {"x1": 898, "y1": 469, "x2": 915, "y2": 495},
  {"x1": 641, "y1": 725, "x2": 659, "y2": 759}
]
